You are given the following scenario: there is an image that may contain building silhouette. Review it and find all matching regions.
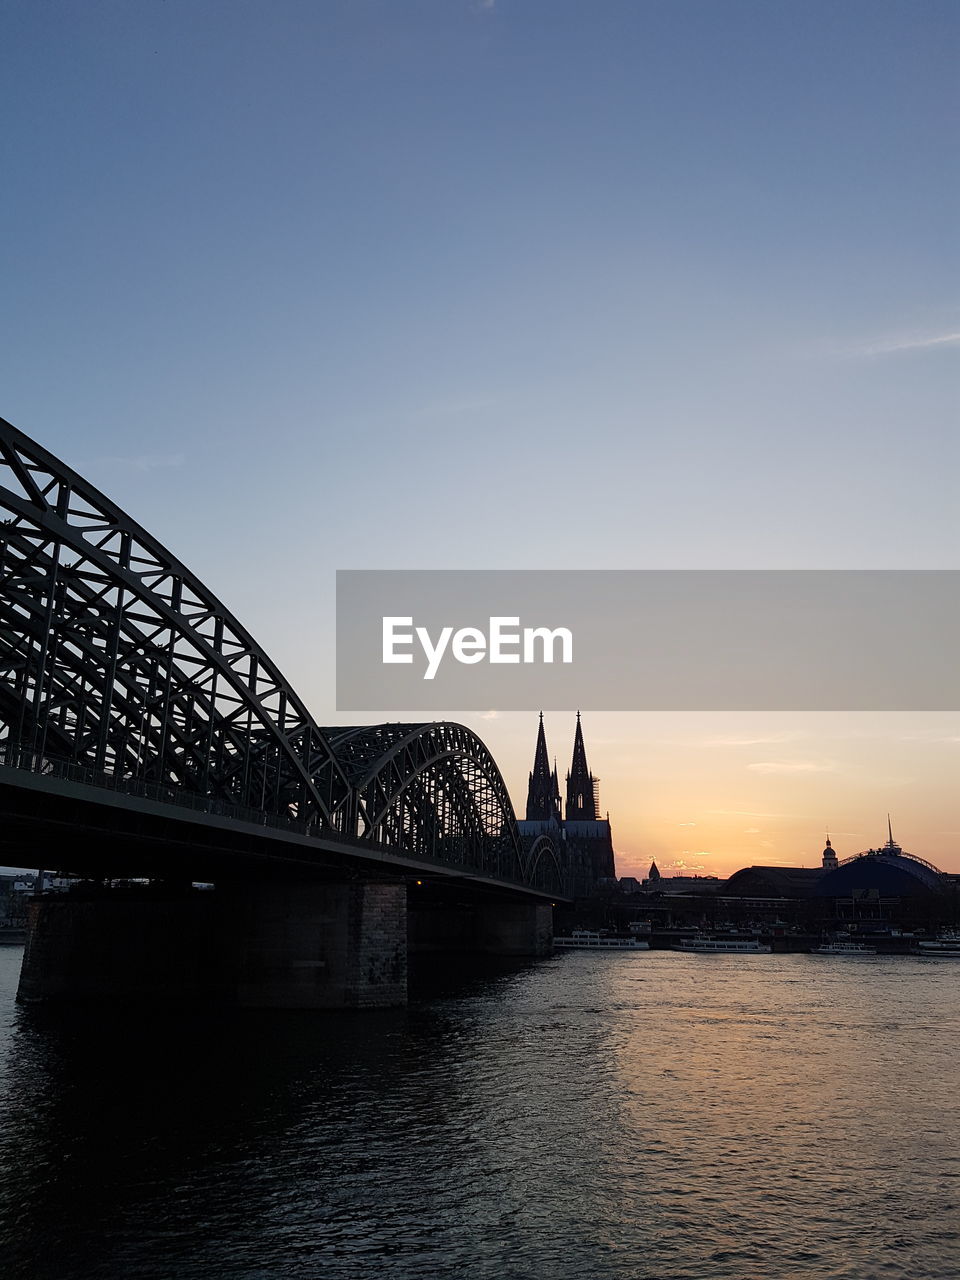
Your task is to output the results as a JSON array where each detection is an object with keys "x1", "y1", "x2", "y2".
[
  {"x1": 822, "y1": 835, "x2": 838, "y2": 871},
  {"x1": 518, "y1": 713, "x2": 616, "y2": 896},
  {"x1": 565, "y1": 711, "x2": 600, "y2": 820},
  {"x1": 525, "y1": 713, "x2": 561, "y2": 823}
]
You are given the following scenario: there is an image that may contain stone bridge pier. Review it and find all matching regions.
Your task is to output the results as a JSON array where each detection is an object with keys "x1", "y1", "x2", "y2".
[
  {"x1": 16, "y1": 881, "x2": 408, "y2": 1009},
  {"x1": 16, "y1": 882, "x2": 553, "y2": 1009}
]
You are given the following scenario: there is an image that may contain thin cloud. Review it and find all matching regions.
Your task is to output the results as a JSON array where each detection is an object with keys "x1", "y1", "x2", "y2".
[
  {"x1": 670, "y1": 857, "x2": 710, "y2": 872},
  {"x1": 478, "y1": 709, "x2": 501, "y2": 720},
  {"x1": 702, "y1": 731, "x2": 801, "y2": 748},
  {"x1": 706, "y1": 808, "x2": 793, "y2": 818},
  {"x1": 747, "y1": 760, "x2": 837, "y2": 775},
  {"x1": 854, "y1": 330, "x2": 960, "y2": 357},
  {"x1": 408, "y1": 396, "x2": 496, "y2": 421}
]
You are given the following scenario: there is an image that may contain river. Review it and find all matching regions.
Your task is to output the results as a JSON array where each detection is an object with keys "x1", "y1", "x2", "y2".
[{"x1": 0, "y1": 944, "x2": 957, "y2": 1279}]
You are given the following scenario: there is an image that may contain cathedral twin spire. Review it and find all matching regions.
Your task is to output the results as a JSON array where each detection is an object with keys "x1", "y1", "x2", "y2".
[
  {"x1": 566, "y1": 710, "x2": 598, "y2": 820},
  {"x1": 525, "y1": 711, "x2": 599, "y2": 823},
  {"x1": 525, "y1": 712, "x2": 562, "y2": 822}
]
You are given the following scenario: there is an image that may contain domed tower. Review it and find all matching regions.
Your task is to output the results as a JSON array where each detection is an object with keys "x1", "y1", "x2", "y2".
[{"x1": 822, "y1": 835, "x2": 838, "y2": 872}]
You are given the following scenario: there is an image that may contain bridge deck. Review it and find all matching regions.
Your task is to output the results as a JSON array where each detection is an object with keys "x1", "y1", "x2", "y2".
[{"x1": 0, "y1": 763, "x2": 569, "y2": 903}]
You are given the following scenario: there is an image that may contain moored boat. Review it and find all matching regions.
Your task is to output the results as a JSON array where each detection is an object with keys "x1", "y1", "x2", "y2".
[
  {"x1": 917, "y1": 933, "x2": 960, "y2": 957},
  {"x1": 811, "y1": 941, "x2": 877, "y2": 955},
  {"x1": 554, "y1": 930, "x2": 650, "y2": 950},
  {"x1": 670, "y1": 936, "x2": 771, "y2": 954}
]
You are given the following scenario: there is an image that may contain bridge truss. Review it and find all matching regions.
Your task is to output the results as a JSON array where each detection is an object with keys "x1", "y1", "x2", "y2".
[{"x1": 0, "y1": 416, "x2": 566, "y2": 895}]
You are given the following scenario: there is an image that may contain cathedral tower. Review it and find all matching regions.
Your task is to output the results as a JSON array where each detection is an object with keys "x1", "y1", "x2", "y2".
[
  {"x1": 565, "y1": 711, "x2": 599, "y2": 821},
  {"x1": 525, "y1": 712, "x2": 561, "y2": 822},
  {"x1": 520, "y1": 712, "x2": 616, "y2": 893}
]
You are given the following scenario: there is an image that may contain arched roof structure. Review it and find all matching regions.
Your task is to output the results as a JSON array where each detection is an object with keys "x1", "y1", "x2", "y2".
[{"x1": 814, "y1": 849, "x2": 944, "y2": 898}]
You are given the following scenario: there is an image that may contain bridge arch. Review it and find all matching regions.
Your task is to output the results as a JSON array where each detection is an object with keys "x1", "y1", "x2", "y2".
[
  {"x1": 0, "y1": 417, "x2": 567, "y2": 894},
  {"x1": 525, "y1": 833, "x2": 567, "y2": 897},
  {"x1": 325, "y1": 722, "x2": 563, "y2": 887},
  {"x1": 0, "y1": 415, "x2": 349, "y2": 823}
]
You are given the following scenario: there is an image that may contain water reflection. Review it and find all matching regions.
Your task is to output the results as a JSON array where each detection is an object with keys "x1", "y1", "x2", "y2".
[{"x1": 0, "y1": 948, "x2": 958, "y2": 1279}]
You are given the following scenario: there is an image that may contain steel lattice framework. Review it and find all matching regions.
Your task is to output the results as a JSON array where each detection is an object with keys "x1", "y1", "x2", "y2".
[
  {"x1": 325, "y1": 723, "x2": 564, "y2": 890},
  {"x1": 836, "y1": 849, "x2": 945, "y2": 889},
  {"x1": 0, "y1": 416, "x2": 566, "y2": 894}
]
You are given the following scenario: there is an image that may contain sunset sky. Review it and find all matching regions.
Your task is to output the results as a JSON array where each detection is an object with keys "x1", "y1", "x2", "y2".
[
  {"x1": 483, "y1": 710, "x2": 960, "y2": 879},
  {"x1": 2, "y1": 2, "x2": 956, "y2": 876}
]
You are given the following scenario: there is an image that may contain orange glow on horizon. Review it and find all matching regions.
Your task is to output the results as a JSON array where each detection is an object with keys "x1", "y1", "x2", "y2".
[{"x1": 476, "y1": 710, "x2": 960, "y2": 880}]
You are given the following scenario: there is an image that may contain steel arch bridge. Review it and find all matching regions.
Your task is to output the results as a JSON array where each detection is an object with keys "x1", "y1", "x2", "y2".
[{"x1": 0, "y1": 416, "x2": 567, "y2": 896}]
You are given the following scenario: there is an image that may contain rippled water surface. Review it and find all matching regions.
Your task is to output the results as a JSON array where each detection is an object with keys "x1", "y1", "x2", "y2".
[{"x1": 0, "y1": 945, "x2": 958, "y2": 1279}]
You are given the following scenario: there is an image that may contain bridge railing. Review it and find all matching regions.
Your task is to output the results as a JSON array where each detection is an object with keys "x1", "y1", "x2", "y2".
[
  {"x1": 0, "y1": 743, "x2": 296, "y2": 828},
  {"x1": 0, "y1": 744, "x2": 567, "y2": 896}
]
